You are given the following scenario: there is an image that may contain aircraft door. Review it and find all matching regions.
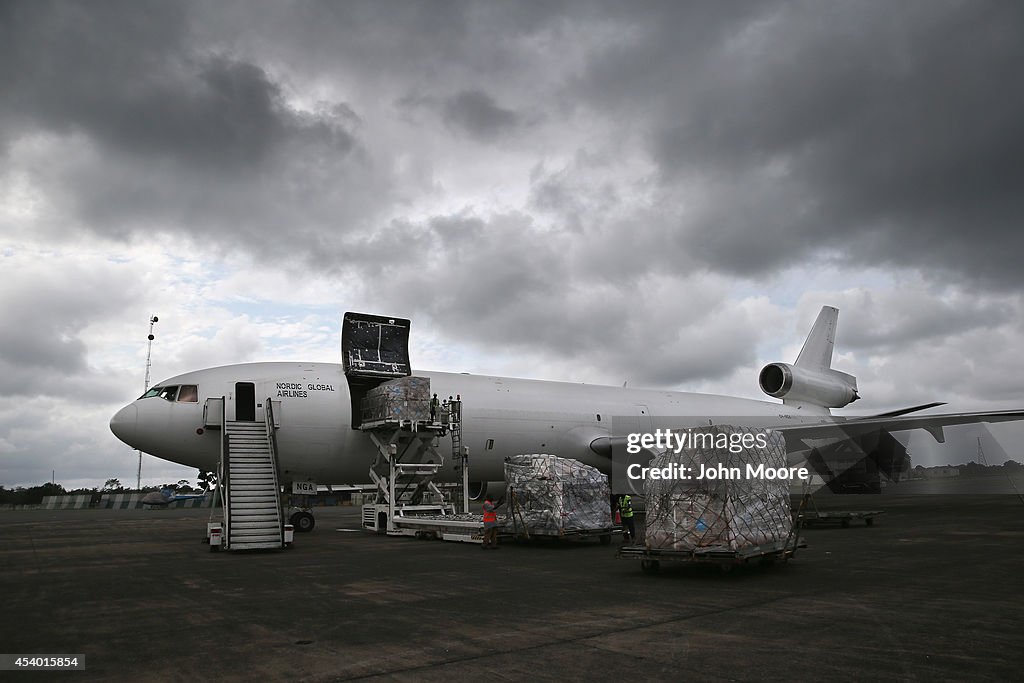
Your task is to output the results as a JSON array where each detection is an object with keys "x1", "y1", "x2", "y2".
[{"x1": 235, "y1": 382, "x2": 256, "y2": 421}]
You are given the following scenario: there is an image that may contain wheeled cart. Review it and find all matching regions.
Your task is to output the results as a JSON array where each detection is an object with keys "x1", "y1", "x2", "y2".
[
  {"x1": 618, "y1": 537, "x2": 804, "y2": 574},
  {"x1": 799, "y1": 509, "x2": 884, "y2": 527},
  {"x1": 504, "y1": 525, "x2": 620, "y2": 545},
  {"x1": 362, "y1": 505, "x2": 485, "y2": 543},
  {"x1": 793, "y1": 493, "x2": 885, "y2": 528}
]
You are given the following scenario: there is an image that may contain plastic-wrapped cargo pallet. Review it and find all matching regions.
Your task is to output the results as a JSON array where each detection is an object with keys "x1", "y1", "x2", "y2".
[
  {"x1": 645, "y1": 426, "x2": 792, "y2": 552},
  {"x1": 362, "y1": 376, "x2": 431, "y2": 423},
  {"x1": 503, "y1": 455, "x2": 612, "y2": 533}
]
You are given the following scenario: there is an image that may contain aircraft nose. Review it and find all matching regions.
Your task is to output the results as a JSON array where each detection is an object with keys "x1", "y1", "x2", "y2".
[{"x1": 110, "y1": 404, "x2": 138, "y2": 446}]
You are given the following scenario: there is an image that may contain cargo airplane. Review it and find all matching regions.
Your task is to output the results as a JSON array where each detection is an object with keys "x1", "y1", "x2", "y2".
[{"x1": 109, "y1": 308, "x2": 1023, "y2": 531}]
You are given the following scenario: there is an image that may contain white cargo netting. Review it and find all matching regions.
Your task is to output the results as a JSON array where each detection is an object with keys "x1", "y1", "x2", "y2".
[
  {"x1": 503, "y1": 454, "x2": 613, "y2": 533},
  {"x1": 361, "y1": 376, "x2": 431, "y2": 423},
  {"x1": 645, "y1": 426, "x2": 792, "y2": 552}
]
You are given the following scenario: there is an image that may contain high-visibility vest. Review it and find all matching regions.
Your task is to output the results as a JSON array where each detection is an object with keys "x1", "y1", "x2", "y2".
[
  {"x1": 483, "y1": 502, "x2": 497, "y2": 523},
  {"x1": 619, "y1": 496, "x2": 633, "y2": 518}
]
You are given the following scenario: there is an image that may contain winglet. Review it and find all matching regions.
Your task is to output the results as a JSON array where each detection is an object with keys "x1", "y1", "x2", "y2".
[{"x1": 795, "y1": 306, "x2": 839, "y2": 370}]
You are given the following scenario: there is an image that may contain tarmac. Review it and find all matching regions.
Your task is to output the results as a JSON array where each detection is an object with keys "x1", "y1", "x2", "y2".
[{"x1": 2, "y1": 491, "x2": 1023, "y2": 682}]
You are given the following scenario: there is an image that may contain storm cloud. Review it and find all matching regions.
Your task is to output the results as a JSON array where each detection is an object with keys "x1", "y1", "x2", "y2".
[{"x1": 2, "y1": 0, "x2": 1023, "y2": 486}]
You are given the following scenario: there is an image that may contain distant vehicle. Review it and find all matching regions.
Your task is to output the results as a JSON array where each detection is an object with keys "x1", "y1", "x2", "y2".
[
  {"x1": 140, "y1": 488, "x2": 207, "y2": 507},
  {"x1": 111, "y1": 307, "x2": 1023, "y2": 531}
]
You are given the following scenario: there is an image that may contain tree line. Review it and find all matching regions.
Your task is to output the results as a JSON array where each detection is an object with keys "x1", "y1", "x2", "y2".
[{"x1": 1, "y1": 470, "x2": 217, "y2": 506}]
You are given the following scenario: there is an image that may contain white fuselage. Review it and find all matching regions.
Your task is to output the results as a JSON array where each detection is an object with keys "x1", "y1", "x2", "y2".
[{"x1": 110, "y1": 361, "x2": 829, "y2": 484}]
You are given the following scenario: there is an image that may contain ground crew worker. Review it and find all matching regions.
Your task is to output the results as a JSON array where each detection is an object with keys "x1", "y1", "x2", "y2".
[
  {"x1": 482, "y1": 494, "x2": 504, "y2": 549},
  {"x1": 430, "y1": 393, "x2": 440, "y2": 423},
  {"x1": 619, "y1": 494, "x2": 636, "y2": 543}
]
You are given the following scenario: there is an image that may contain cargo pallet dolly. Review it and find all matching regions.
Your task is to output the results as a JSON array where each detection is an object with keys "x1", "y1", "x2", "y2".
[
  {"x1": 502, "y1": 487, "x2": 618, "y2": 545},
  {"x1": 794, "y1": 492, "x2": 884, "y2": 528},
  {"x1": 618, "y1": 538, "x2": 806, "y2": 574},
  {"x1": 618, "y1": 510, "x2": 807, "y2": 574}
]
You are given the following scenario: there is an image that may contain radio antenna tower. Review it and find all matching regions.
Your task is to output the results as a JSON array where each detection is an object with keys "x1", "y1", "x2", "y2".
[{"x1": 137, "y1": 315, "x2": 158, "y2": 490}]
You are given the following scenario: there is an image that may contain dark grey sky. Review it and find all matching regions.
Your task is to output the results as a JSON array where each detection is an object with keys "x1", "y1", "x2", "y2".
[{"x1": 1, "y1": 0, "x2": 1022, "y2": 487}]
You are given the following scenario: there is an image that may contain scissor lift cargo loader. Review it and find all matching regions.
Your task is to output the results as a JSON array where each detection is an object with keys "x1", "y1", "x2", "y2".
[{"x1": 341, "y1": 312, "x2": 482, "y2": 543}]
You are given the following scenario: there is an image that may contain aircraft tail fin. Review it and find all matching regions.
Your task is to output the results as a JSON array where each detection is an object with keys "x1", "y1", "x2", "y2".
[
  {"x1": 758, "y1": 305, "x2": 858, "y2": 413},
  {"x1": 794, "y1": 305, "x2": 839, "y2": 370}
]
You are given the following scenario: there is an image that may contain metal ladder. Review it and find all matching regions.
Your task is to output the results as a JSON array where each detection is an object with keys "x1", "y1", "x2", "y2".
[
  {"x1": 448, "y1": 399, "x2": 462, "y2": 464},
  {"x1": 447, "y1": 400, "x2": 469, "y2": 513}
]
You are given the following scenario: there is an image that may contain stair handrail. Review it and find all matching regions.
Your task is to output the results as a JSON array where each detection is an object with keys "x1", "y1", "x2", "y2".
[
  {"x1": 205, "y1": 397, "x2": 222, "y2": 526},
  {"x1": 210, "y1": 457, "x2": 224, "y2": 524},
  {"x1": 217, "y1": 397, "x2": 230, "y2": 545},
  {"x1": 204, "y1": 397, "x2": 227, "y2": 528},
  {"x1": 265, "y1": 397, "x2": 285, "y2": 539}
]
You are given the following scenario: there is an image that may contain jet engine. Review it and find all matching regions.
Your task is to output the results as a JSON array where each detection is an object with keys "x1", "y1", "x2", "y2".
[
  {"x1": 467, "y1": 481, "x2": 505, "y2": 501},
  {"x1": 759, "y1": 362, "x2": 859, "y2": 408}
]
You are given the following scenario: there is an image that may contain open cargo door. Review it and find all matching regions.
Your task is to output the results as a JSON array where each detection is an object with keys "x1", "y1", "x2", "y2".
[
  {"x1": 342, "y1": 312, "x2": 412, "y2": 379},
  {"x1": 342, "y1": 312, "x2": 412, "y2": 427}
]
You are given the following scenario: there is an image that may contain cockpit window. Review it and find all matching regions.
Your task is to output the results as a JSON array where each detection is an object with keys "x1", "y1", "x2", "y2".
[
  {"x1": 177, "y1": 385, "x2": 198, "y2": 402},
  {"x1": 157, "y1": 386, "x2": 179, "y2": 401},
  {"x1": 141, "y1": 385, "x2": 195, "y2": 402}
]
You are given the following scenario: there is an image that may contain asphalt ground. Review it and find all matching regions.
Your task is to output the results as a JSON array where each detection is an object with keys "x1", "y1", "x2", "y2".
[{"x1": 2, "y1": 493, "x2": 1023, "y2": 682}]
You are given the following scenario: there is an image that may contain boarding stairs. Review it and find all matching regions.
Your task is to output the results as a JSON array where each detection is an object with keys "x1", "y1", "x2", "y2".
[{"x1": 223, "y1": 420, "x2": 284, "y2": 550}]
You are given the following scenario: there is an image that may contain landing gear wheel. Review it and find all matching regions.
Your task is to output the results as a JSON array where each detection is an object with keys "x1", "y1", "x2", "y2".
[
  {"x1": 599, "y1": 534, "x2": 612, "y2": 546},
  {"x1": 865, "y1": 517, "x2": 874, "y2": 527},
  {"x1": 291, "y1": 511, "x2": 315, "y2": 533}
]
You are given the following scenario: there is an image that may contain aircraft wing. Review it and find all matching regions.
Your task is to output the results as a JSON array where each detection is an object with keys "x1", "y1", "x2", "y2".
[
  {"x1": 588, "y1": 408, "x2": 1024, "y2": 458},
  {"x1": 777, "y1": 408, "x2": 1024, "y2": 447}
]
